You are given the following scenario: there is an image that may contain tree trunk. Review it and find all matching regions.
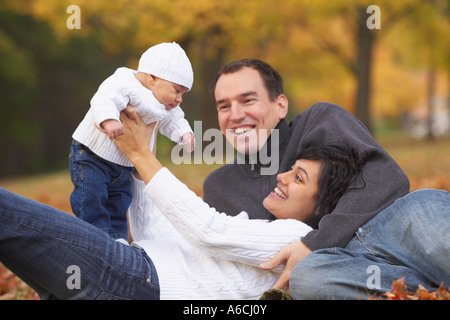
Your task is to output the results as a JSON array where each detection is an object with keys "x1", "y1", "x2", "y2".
[
  {"x1": 354, "y1": 6, "x2": 375, "y2": 133},
  {"x1": 182, "y1": 37, "x2": 226, "y2": 132},
  {"x1": 196, "y1": 42, "x2": 226, "y2": 130},
  {"x1": 426, "y1": 66, "x2": 436, "y2": 141}
]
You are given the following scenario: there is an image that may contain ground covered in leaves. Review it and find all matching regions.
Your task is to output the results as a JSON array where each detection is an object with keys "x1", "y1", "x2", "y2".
[
  {"x1": 0, "y1": 264, "x2": 39, "y2": 300},
  {"x1": 366, "y1": 277, "x2": 450, "y2": 300}
]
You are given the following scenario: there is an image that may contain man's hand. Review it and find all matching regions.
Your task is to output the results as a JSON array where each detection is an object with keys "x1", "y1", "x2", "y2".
[
  {"x1": 101, "y1": 119, "x2": 125, "y2": 139},
  {"x1": 259, "y1": 240, "x2": 312, "y2": 292}
]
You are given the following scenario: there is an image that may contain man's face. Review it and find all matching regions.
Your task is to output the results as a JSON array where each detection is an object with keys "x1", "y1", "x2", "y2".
[{"x1": 214, "y1": 67, "x2": 288, "y2": 155}]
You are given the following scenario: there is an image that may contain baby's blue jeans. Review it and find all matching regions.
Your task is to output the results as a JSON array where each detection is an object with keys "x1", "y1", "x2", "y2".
[
  {"x1": 290, "y1": 189, "x2": 450, "y2": 299},
  {"x1": 69, "y1": 140, "x2": 133, "y2": 240}
]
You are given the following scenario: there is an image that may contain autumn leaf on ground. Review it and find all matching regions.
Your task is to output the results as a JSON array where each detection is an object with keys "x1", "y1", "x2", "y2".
[
  {"x1": 0, "y1": 263, "x2": 39, "y2": 300},
  {"x1": 384, "y1": 277, "x2": 409, "y2": 300},
  {"x1": 384, "y1": 277, "x2": 450, "y2": 300}
]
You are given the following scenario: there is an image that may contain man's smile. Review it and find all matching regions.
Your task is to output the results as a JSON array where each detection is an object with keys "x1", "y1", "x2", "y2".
[{"x1": 231, "y1": 125, "x2": 256, "y2": 135}]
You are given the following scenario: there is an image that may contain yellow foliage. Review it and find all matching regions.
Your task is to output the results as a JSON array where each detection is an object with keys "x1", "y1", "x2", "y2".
[{"x1": 2, "y1": 0, "x2": 449, "y2": 120}]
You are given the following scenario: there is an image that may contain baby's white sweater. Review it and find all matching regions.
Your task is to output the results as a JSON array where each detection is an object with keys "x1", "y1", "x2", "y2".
[
  {"x1": 130, "y1": 168, "x2": 312, "y2": 300},
  {"x1": 73, "y1": 68, "x2": 193, "y2": 167}
]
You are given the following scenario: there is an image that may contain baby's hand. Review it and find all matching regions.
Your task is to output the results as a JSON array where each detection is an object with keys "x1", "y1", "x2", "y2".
[
  {"x1": 101, "y1": 119, "x2": 125, "y2": 139},
  {"x1": 182, "y1": 133, "x2": 195, "y2": 153}
]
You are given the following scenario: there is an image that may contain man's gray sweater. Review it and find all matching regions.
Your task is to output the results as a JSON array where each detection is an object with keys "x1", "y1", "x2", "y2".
[{"x1": 203, "y1": 102, "x2": 410, "y2": 250}]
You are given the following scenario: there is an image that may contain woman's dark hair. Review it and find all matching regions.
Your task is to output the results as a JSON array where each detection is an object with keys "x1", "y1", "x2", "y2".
[
  {"x1": 293, "y1": 145, "x2": 367, "y2": 228},
  {"x1": 209, "y1": 59, "x2": 284, "y2": 102}
]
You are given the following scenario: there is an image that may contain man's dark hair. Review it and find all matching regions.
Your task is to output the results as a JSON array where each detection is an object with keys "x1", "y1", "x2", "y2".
[
  {"x1": 293, "y1": 145, "x2": 368, "y2": 228},
  {"x1": 209, "y1": 59, "x2": 284, "y2": 102}
]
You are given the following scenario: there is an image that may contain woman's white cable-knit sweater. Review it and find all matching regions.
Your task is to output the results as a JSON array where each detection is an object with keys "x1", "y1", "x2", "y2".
[{"x1": 130, "y1": 167, "x2": 312, "y2": 300}]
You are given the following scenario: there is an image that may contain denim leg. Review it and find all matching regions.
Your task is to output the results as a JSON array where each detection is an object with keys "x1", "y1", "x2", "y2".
[
  {"x1": 69, "y1": 141, "x2": 132, "y2": 240},
  {"x1": 106, "y1": 166, "x2": 133, "y2": 240},
  {"x1": 69, "y1": 141, "x2": 110, "y2": 232},
  {"x1": 0, "y1": 187, "x2": 159, "y2": 300},
  {"x1": 290, "y1": 247, "x2": 430, "y2": 300},
  {"x1": 356, "y1": 189, "x2": 450, "y2": 287},
  {"x1": 290, "y1": 189, "x2": 450, "y2": 300}
]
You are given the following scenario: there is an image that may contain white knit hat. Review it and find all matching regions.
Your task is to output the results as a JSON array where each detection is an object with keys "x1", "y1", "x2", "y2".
[{"x1": 138, "y1": 42, "x2": 194, "y2": 90}]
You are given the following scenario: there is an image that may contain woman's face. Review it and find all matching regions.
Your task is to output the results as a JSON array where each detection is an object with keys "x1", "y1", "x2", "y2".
[{"x1": 263, "y1": 159, "x2": 322, "y2": 221}]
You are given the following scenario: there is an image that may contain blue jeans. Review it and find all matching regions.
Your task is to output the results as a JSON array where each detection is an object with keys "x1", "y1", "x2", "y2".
[
  {"x1": 0, "y1": 187, "x2": 160, "y2": 300},
  {"x1": 69, "y1": 140, "x2": 133, "y2": 240},
  {"x1": 290, "y1": 189, "x2": 450, "y2": 299}
]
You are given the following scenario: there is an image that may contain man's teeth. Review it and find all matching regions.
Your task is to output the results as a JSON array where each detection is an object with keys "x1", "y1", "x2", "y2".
[
  {"x1": 233, "y1": 127, "x2": 253, "y2": 135},
  {"x1": 274, "y1": 187, "x2": 287, "y2": 199}
]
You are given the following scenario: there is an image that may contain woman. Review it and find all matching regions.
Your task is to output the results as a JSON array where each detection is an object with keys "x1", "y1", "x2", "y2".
[{"x1": 0, "y1": 108, "x2": 366, "y2": 300}]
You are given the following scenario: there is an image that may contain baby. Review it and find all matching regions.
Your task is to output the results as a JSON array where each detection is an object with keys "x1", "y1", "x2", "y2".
[{"x1": 69, "y1": 42, "x2": 195, "y2": 242}]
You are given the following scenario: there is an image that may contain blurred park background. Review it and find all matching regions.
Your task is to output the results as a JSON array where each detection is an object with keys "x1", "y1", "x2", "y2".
[
  {"x1": 0, "y1": 0, "x2": 449, "y2": 300},
  {"x1": 0, "y1": 0, "x2": 449, "y2": 179}
]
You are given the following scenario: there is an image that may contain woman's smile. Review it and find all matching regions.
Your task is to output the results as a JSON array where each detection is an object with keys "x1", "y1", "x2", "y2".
[{"x1": 270, "y1": 186, "x2": 287, "y2": 200}]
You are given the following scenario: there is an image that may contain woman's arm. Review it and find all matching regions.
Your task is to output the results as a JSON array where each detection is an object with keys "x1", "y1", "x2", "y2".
[
  {"x1": 114, "y1": 106, "x2": 162, "y2": 183},
  {"x1": 144, "y1": 167, "x2": 311, "y2": 268},
  {"x1": 115, "y1": 106, "x2": 311, "y2": 268}
]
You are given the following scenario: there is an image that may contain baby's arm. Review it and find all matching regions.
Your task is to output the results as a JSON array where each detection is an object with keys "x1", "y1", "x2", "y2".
[
  {"x1": 90, "y1": 68, "x2": 134, "y2": 138},
  {"x1": 181, "y1": 132, "x2": 195, "y2": 152},
  {"x1": 158, "y1": 107, "x2": 195, "y2": 150}
]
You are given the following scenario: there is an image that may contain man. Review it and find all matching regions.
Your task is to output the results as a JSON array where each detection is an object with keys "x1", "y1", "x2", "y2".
[{"x1": 203, "y1": 59, "x2": 414, "y2": 297}]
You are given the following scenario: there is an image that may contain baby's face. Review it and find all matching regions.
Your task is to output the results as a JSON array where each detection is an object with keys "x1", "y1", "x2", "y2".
[{"x1": 151, "y1": 78, "x2": 189, "y2": 110}]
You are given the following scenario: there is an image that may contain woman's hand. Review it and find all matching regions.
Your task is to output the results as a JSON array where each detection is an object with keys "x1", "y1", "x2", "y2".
[
  {"x1": 113, "y1": 105, "x2": 163, "y2": 184},
  {"x1": 259, "y1": 240, "x2": 311, "y2": 293},
  {"x1": 113, "y1": 105, "x2": 155, "y2": 161}
]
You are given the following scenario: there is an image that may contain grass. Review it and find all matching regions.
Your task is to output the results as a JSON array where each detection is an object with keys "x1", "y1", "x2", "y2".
[
  {"x1": 377, "y1": 134, "x2": 450, "y2": 191},
  {"x1": 0, "y1": 134, "x2": 449, "y2": 299}
]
